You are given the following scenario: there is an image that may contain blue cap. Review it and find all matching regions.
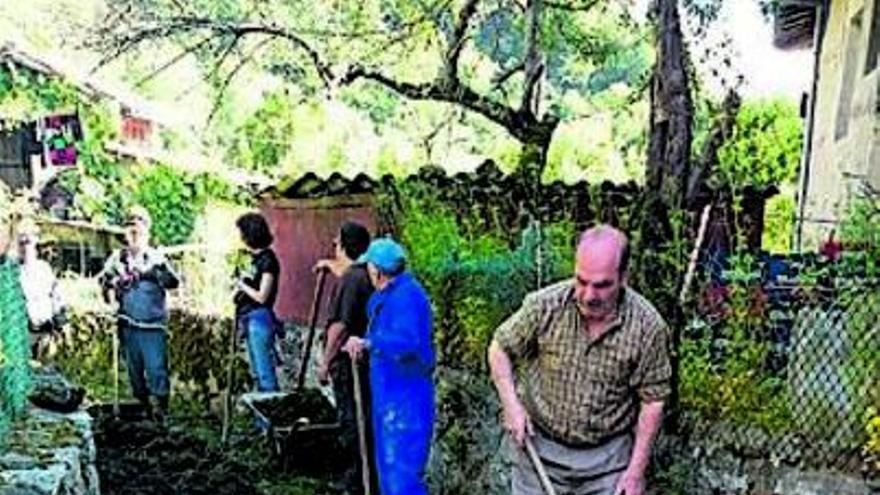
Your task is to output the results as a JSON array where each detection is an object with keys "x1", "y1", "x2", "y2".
[{"x1": 358, "y1": 238, "x2": 407, "y2": 275}]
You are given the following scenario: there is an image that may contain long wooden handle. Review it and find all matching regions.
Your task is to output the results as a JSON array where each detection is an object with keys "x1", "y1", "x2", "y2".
[
  {"x1": 296, "y1": 269, "x2": 327, "y2": 392},
  {"x1": 112, "y1": 327, "x2": 120, "y2": 414},
  {"x1": 351, "y1": 358, "x2": 372, "y2": 495},
  {"x1": 679, "y1": 203, "x2": 713, "y2": 305},
  {"x1": 524, "y1": 436, "x2": 557, "y2": 495}
]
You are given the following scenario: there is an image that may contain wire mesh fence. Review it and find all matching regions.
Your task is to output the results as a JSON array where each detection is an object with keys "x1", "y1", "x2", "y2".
[{"x1": 680, "y1": 252, "x2": 879, "y2": 474}]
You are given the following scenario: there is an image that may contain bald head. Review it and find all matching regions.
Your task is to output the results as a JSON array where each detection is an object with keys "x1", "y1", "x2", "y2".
[
  {"x1": 576, "y1": 225, "x2": 629, "y2": 276},
  {"x1": 573, "y1": 225, "x2": 629, "y2": 321}
]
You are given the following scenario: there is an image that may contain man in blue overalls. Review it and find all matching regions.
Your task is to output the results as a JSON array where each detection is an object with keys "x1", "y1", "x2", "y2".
[{"x1": 342, "y1": 238, "x2": 435, "y2": 495}]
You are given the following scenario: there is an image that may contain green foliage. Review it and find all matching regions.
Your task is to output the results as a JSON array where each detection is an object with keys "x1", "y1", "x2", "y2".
[
  {"x1": 716, "y1": 99, "x2": 803, "y2": 189},
  {"x1": 397, "y1": 192, "x2": 574, "y2": 368},
  {"x1": 97, "y1": 0, "x2": 655, "y2": 183},
  {"x1": 228, "y1": 91, "x2": 297, "y2": 173},
  {"x1": 866, "y1": 410, "x2": 880, "y2": 474},
  {"x1": 340, "y1": 84, "x2": 400, "y2": 126},
  {"x1": 1, "y1": 59, "x2": 247, "y2": 245},
  {"x1": 133, "y1": 164, "x2": 201, "y2": 245},
  {"x1": 429, "y1": 368, "x2": 507, "y2": 494},
  {"x1": 627, "y1": 206, "x2": 690, "y2": 320},
  {"x1": 680, "y1": 253, "x2": 792, "y2": 432},
  {"x1": 0, "y1": 64, "x2": 79, "y2": 123},
  {"x1": 839, "y1": 286, "x2": 880, "y2": 423},
  {"x1": 55, "y1": 310, "x2": 251, "y2": 406},
  {"x1": 839, "y1": 190, "x2": 880, "y2": 262},
  {"x1": 762, "y1": 192, "x2": 796, "y2": 254}
]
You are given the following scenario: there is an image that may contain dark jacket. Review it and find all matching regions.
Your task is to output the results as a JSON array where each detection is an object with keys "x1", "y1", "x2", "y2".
[{"x1": 99, "y1": 247, "x2": 179, "y2": 329}]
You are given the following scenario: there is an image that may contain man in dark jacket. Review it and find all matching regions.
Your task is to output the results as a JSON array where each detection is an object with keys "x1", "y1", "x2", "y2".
[
  {"x1": 314, "y1": 221, "x2": 373, "y2": 495},
  {"x1": 99, "y1": 207, "x2": 179, "y2": 420}
]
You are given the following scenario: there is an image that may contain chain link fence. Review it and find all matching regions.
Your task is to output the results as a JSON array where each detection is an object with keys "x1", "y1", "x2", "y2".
[{"x1": 681, "y1": 252, "x2": 879, "y2": 474}]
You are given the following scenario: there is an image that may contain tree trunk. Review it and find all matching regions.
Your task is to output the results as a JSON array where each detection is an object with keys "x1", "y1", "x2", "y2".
[
  {"x1": 638, "y1": 0, "x2": 694, "y2": 295},
  {"x1": 647, "y1": 0, "x2": 693, "y2": 213},
  {"x1": 517, "y1": 130, "x2": 554, "y2": 218},
  {"x1": 644, "y1": 0, "x2": 694, "y2": 433}
]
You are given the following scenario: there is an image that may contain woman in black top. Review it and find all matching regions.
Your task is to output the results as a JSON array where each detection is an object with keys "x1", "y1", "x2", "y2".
[{"x1": 234, "y1": 213, "x2": 281, "y2": 392}]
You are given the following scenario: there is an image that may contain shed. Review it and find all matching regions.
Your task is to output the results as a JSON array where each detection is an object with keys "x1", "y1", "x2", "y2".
[{"x1": 260, "y1": 172, "x2": 382, "y2": 325}]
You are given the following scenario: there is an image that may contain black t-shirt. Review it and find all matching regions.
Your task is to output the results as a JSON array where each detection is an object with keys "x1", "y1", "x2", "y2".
[
  {"x1": 235, "y1": 249, "x2": 280, "y2": 316},
  {"x1": 327, "y1": 263, "x2": 374, "y2": 340}
]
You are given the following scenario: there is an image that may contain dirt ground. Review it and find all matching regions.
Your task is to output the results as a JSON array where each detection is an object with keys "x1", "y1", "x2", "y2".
[{"x1": 91, "y1": 403, "x2": 340, "y2": 495}]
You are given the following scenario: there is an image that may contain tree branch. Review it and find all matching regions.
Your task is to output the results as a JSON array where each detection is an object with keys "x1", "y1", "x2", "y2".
[
  {"x1": 176, "y1": 18, "x2": 335, "y2": 87},
  {"x1": 340, "y1": 65, "x2": 536, "y2": 141},
  {"x1": 544, "y1": 0, "x2": 602, "y2": 12},
  {"x1": 90, "y1": 2, "x2": 562, "y2": 154},
  {"x1": 521, "y1": 0, "x2": 545, "y2": 116},
  {"x1": 208, "y1": 37, "x2": 273, "y2": 123},
  {"x1": 491, "y1": 62, "x2": 525, "y2": 89},
  {"x1": 134, "y1": 35, "x2": 216, "y2": 88},
  {"x1": 444, "y1": 0, "x2": 482, "y2": 82}
]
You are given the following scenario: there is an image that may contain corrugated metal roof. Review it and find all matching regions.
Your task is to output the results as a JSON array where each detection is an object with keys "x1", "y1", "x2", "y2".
[{"x1": 773, "y1": 0, "x2": 821, "y2": 49}]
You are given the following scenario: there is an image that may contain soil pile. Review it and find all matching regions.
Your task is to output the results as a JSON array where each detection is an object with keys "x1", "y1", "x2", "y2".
[{"x1": 92, "y1": 409, "x2": 260, "y2": 495}]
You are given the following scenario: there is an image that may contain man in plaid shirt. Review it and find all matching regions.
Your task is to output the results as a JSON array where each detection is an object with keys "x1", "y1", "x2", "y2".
[{"x1": 488, "y1": 225, "x2": 671, "y2": 495}]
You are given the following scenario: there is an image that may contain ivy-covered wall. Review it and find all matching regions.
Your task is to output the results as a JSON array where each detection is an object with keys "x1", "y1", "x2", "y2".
[{"x1": 0, "y1": 63, "x2": 248, "y2": 246}]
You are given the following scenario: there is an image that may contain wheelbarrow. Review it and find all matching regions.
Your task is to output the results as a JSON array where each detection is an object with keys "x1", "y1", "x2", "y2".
[{"x1": 239, "y1": 389, "x2": 339, "y2": 471}]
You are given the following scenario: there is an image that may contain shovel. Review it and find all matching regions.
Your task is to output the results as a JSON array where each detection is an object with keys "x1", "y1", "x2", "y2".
[
  {"x1": 524, "y1": 436, "x2": 558, "y2": 495},
  {"x1": 295, "y1": 268, "x2": 327, "y2": 392},
  {"x1": 112, "y1": 325, "x2": 120, "y2": 417},
  {"x1": 351, "y1": 358, "x2": 372, "y2": 495}
]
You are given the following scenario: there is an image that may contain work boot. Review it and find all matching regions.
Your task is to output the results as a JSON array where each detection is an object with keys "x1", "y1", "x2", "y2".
[
  {"x1": 135, "y1": 395, "x2": 152, "y2": 421},
  {"x1": 330, "y1": 468, "x2": 363, "y2": 495},
  {"x1": 151, "y1": 395, "x2": 170, "y2": 426}
]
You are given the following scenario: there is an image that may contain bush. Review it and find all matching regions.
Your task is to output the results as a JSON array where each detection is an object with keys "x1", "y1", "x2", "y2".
[
  {"x1": 717, "y1": 99, "x2": 803, "y2": 189},
  {"x1": 54, "y1": 309, "x2": 251, "y2": 406},
  {"x1": 133, "y1": 165, "x2": 245, "y2": 246},
  {"x1": 680, "y1": 253, "x2": 792, "y2": 432},
  {"x1": 397, "y1": 193, "x2": 574, "y2": 369}
]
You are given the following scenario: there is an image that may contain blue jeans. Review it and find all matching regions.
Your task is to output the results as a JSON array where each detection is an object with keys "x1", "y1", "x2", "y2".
[
  {"x1": 120, "y1": 323, "x2": 170, "y2": 402},
  {"x1": 239, "y1": 308, "x2": 279, "y2": 392}
]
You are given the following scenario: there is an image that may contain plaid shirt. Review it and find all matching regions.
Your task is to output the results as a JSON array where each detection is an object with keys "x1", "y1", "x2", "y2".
[{"x1": 494, "y1": 280, "x2": 672, "y2": 446}]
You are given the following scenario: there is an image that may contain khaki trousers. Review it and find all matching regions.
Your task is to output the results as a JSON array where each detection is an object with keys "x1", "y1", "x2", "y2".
[{"x1": 510, "y1": 429, "x2": 633, "y2": 495}]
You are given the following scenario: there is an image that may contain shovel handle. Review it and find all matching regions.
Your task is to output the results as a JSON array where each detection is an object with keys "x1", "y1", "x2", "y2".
[
  {"x1": 296, "y1": 269, "x2": 327, "y2": 392},
  {"x1": 524, "y1": 437, "x2": 557, "y2": 495},
  {"x1": 112, "y1": 326, "x2": 120, "y2": 415},
  {"x1": 351, "y1": 358, "x2": 372, "y2": 495}
]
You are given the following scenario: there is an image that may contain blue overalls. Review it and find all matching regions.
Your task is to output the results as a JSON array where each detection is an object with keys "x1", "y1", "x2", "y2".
[{"x1": 365, "y1": 272, "x2": 435, "y2": 495}]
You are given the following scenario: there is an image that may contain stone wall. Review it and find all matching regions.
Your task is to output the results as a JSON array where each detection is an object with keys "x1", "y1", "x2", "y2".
[
  {"x1": 667, "y1": 448, "x2": 877, "y2": 495},
  {"x1": 650, "y1": 423, "x2": 879, "y2": 495},
  {"x1": 0, "y1": 408, "x2": 99, "y2": 495}
]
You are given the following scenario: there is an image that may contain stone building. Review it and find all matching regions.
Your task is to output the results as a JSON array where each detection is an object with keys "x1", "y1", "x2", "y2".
[{"x1": 776, "y1": 0, "x2": 880, "y2": 248}]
